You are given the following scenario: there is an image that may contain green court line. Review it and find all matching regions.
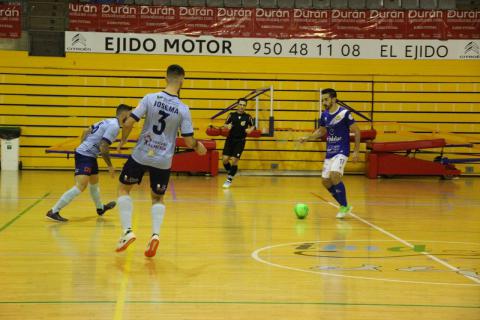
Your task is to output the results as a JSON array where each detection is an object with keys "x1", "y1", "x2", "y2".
[
  {"x1": 0, "y1": 192, "x2": 50, "y2": 234},
  {"x1": 0, "y1": 300, "x2": 478, "y2": 309}
]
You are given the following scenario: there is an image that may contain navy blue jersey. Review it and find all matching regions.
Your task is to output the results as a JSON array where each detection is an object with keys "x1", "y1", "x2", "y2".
[{"x1": 319, "y1": 107, "x2": 355, "y2": 159}]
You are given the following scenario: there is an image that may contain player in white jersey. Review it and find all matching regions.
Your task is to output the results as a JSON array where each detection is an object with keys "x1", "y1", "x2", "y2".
[
  {"x1": 46, "y1": 104, "x2": 132, "y2": 222},
  {"x1": 115, "y1": 64, "x2": 206, "y2": 257}
]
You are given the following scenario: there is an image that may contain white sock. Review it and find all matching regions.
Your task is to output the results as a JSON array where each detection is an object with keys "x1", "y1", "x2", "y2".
[
  {"x1": 118, "y1": 195, "x2": 133, "y2": 233},
  {"x1": 52, "y1": 186, "x2": 82, "y2": 213},
  {"x1": 89, "y1": 183, "x2": 103, "y2": 210},
  {"x1": 151, "y1": 203, "x2": 165, "y2": 235}
]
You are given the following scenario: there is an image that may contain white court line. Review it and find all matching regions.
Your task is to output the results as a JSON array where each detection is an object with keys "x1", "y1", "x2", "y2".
[
  {"x1": 251, "y1": 240, "x2": 480, "y2": 287},
  {"x1": 312, "y1": 193, "x2": 480, "y2": 285}
]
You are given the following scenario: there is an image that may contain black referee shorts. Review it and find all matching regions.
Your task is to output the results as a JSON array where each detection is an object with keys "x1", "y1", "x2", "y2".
[{"x1": 222, "y1": 138, "x2": 246, "y2": 159}]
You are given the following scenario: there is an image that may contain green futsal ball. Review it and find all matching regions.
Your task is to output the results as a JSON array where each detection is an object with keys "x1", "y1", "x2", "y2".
[{"x1": 294, "y1": 203, "x2": 309, "y2": 219}]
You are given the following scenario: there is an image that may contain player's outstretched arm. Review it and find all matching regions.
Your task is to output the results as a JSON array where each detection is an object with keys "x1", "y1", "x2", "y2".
[
  {"x1": 299, "y1": 127, "x2": 326, "y2": 143},
  {"x1": 184, "y1": 136, "x2": 207, "y2": 156},
  {"x1": 117, "y1": 117, "x2": 136, "y2": 153},
  {"x1": 99, "y1": 139, "x2": 115, "y2": 177},
  {"x1": 245, "y1": 125, "x2": 255, "y2": 134},
  {"x1": 223, "y1": 114, "x2": 233, "y2": 130},
  {"x1": 245, "y1": 115, "x2": 255, "y2": 134}
]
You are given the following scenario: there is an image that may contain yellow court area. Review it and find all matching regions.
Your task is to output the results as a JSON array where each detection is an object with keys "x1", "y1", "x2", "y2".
[{"x1": 0, "y1": 171, "x2": 479, "y2": 319}]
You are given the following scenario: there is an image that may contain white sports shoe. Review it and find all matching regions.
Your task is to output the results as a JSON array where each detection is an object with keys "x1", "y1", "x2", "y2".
[
  {"x1": 115, "y1": 230, "x2": 136, "y2": 252},
  {"x1": 144, "y1": 234, "x2": 160, "y2": 258},
  {"x1": 222, "y1": 180, "x2": 232, "y2": 188}
]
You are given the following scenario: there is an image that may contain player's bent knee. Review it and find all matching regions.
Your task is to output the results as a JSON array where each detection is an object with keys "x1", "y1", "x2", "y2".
[
  {"x1": 118, "y1": 183, "x2": 131, "y2": 196},
  {"x1": 150, "y1": 192, "x2": 164, "y2": 204},
  {"x1": 76, "y1": 183, "x2": 88, "y2": 192},
  {"x1": 75, "y1": 178, "x2": 89, "y2": 192},
  {"x1": 89, "y1": 175, "x2": 99, "y2": 185},
  {"x1": 330, "y1": 172, "x2": 343, "y2": 184},
  {"x1": 151, "y1": 197, "x2": 164, "y2": 205},
  {"x1": 322, "y1": 178, "x2": 332, "y2": 188}
]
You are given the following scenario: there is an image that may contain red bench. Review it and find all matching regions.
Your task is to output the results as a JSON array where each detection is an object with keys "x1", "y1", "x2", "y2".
[
  {"x1": 172, "y1": 138, "x2": 219, "y2": 176},
  {"x1": 366, "y1": 139, "x2": 461, "y2": 179}
]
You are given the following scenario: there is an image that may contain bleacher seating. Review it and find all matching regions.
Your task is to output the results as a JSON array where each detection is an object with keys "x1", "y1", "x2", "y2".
[
  {"x1": 332, "y1": 0, "x2": 348, "y2": 8},
  {"x1": 402, "y1": 0, "x2": 420, "y2": 9},
  {"x1": 6, "y1": 0, "x2": 476, "y2": 9},
  {"x1": 278, "y1": 0, "x2": 295, "y2": 8},
  {"x1": 365, "y1": 0, "x2": 382, "y2": 8},
  {"x1": 420, "y1": 0, "x2": 438, "y2": 9},
  {"x1": 312, "y1": 0, "x2": 331, "y2": 8},
  {"x1": 348, "y1": 0, "x2": 366, "y2": 9},
  {"x1": 295, "y1": 0, "x2": 313, "y2": 8},
  {"x1": 384, "y1": 0, "x2": 402, "y2": 9},
  {"x1": 438, "y1": 0, "x2": 455, "y2": 9}
]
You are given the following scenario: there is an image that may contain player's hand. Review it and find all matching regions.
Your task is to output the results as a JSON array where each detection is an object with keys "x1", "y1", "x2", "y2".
[
  {"x1": 352, "y1": 150, "x2": 360, "y2": 163},
  {"x1": 108, "y1": 166, "x2": 115, "y2": 178},
  {"x1": 298, "y1": 136, "x2": 308, "y2": 144},
  {"x1": 195, "y1": 141, "x2": 207, "y2": 156}
]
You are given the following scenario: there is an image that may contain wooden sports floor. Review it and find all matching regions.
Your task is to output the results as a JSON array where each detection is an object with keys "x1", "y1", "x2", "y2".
[{"x1": 0, "y1": 170, "x2": 479, "y2": 319}]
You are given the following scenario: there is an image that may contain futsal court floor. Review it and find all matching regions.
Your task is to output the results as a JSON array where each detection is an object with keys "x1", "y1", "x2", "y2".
[{"x1": 0, "y1": 170, "x2": 479, "y2": 319}]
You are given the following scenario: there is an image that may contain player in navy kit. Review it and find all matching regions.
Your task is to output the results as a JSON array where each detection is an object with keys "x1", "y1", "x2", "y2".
[
  {"x1": 46, "y1": 104, "x2": 132, "y2": 222},
  {"x1": 300, "y1": 88, "x2": 360, "y2": 218},
  {"x1": 115, "y1": 64, "x2": 206, "y2": 257},
  {"x1": 221, "y1": 98, "x2": 255, "y2": 188}
]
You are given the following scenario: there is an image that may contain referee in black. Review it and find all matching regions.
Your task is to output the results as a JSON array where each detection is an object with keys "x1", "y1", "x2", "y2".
[{"x1": 222, "y1": 98, "x2": 255, "y2": 188}]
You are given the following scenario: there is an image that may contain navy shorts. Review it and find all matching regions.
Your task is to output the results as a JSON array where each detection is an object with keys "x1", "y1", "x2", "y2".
[
  {"x1": 74, "y1": 152, "x2": 99, "y2": 176},
  {"x1": 119, "y1": 156, "x2": 171, "y2": 195}
]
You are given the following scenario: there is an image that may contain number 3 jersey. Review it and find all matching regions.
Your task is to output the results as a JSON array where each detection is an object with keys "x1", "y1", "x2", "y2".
[
  {"x1": 130, "y1": 91, "x2": 194, "y2": 169},
  {"x1": 318, "y1": 106, "x2": 355, "y2": 159},
  {"x1": 76, "y1": 118, "x2": 120, "y2": 158}
]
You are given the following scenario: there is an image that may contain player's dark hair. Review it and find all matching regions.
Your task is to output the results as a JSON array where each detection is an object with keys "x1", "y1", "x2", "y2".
[
  {"x1": 321, "y1": 88, "x2": 337, "y2": 98},
  {"x1": 116, "y1": 104, "x2": 132, "y2": 116},
  {"x1": 167, "y1": 64, "x2": 185, "y2": 78},
  {"x1": 237, "y1": 98, "x2": 247, "y2": 105}
]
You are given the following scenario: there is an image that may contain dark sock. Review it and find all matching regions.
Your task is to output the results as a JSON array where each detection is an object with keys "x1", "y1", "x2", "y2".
[
  {"x1": 229, "y1": 165, "x2": 238, "y2": 177},
  {"x1": 223, "y1": 162, "x2": 231, "y2": 171},
  {"x1": 333, "y1": 182, "x2": 348, "y2": 207},
  {"x1": 328, "y1": 186, "x2": 341, "y2": 204}
]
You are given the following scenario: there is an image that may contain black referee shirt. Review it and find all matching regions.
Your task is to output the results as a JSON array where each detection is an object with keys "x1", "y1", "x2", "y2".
[{"x1": 225, "y1": 112, "x2": 254, "y2": 140}]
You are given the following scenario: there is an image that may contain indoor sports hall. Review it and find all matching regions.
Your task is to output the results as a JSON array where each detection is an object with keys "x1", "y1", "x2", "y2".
[{"x1": 0, "y1": 0, "x2": 479, "y2": 319}]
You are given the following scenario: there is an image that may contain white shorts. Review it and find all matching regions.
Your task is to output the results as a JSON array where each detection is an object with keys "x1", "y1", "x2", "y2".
[{"x1": 322, "y1": 154, "x2": 348, "y2": 179}]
